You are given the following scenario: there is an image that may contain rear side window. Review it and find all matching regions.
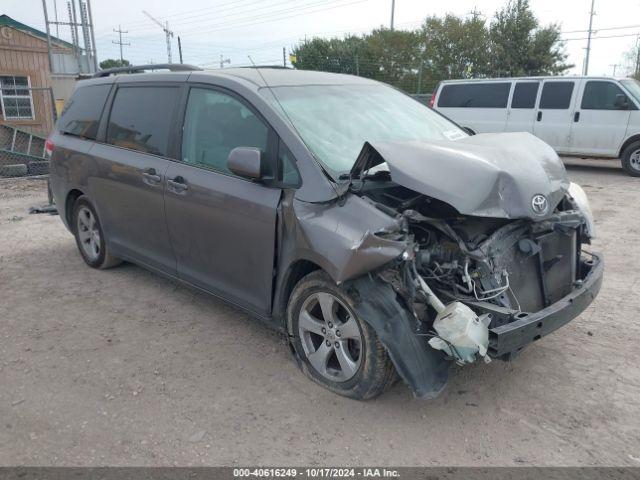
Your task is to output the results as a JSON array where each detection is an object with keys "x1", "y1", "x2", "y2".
[
  {"x1": 438, "y1": 83, "x2": 511, "y2": 108},
  {"x1": 581, "y1": 81, "x2": 630, "y2": 110},
  {"x1": 539, "y1": 82, "x2": 574, "y2": 109},
  {"x1": 511, "y1": 82, "x2": 539, "y2": 108},
  {"x1": 58, "y1": 85, "x2": 111, "y2": 139},
  {"x1": 106, "y1": 86, "x2": 179, "y2": 157}
]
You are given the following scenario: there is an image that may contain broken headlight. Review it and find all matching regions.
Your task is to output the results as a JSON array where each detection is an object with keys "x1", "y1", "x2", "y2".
[{"x1": 568, "y1": 182, "x2": 595, "y2": 239}]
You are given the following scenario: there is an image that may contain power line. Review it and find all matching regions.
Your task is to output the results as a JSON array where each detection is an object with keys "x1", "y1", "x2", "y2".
[
  {"x1": 175, "y1": 0, "x2": 374, "y2": 39},
  {"x1": 141, "y1": 0, "x2": 371, "y2": 36},
  {"x1": 97, "y1": 0, "x2": 275, "y2": 32},
  {"x1": 563, "y1": 32, "x2": 639, "y2": 41},
  {"x1": 562, "y1": 23, "x2": 640, "y2": 34}
]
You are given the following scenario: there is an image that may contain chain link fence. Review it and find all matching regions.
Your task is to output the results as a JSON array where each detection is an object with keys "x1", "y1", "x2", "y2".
[{"x1": 0, "y1": 86, "x2": 55, "y2": 178}]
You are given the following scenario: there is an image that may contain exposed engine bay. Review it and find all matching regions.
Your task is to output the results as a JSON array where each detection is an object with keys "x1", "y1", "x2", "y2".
[{"x1": 351, "y1": 172, "x2": 595, "y2": 366}]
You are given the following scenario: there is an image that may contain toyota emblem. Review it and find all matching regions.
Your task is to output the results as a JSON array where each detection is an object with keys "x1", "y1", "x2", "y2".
[{"x1": 531, "y1": 194, "x2": 549, "y2": 215}]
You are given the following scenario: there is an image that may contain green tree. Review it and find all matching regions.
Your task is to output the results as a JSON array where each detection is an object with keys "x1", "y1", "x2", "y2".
[
  {"x1": 291, "y1": 0, "x2": 571, "y2": 92},
  {"x1": 489, "y1": 0, "x2": 570, "y2": 76},
  {"x1": 292, "y1": 36, "x2": 369, "y2": 76},
  {"x1": 99, "y1": 58, "x2": 131, "y2": 70},
  {"x1": 292, "y1": 29, "x2": 420, "y2": 90},
  {"x1": 418, "y1": 13, "x2": 490, "y2": 80}
]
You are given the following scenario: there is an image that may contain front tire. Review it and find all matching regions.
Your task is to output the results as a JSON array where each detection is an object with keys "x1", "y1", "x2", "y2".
[
  {"x1": 72, "y1": 196, "x2": 121, "y2": 269},
  {"x1": 287, "y1": 271, "x2": 396, "y2": 400},
  {"x1": 621, "y1": 141, "x2": 640, "y2": 177}
]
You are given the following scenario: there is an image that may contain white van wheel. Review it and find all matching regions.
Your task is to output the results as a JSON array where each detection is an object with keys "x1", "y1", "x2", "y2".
[{"x1": 622, "y1": 141, "x2": 640, "y2": 177}]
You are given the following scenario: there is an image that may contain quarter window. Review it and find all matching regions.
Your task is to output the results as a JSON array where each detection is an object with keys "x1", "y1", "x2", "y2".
[
  {"x1": 0, "y1": 75, "x2": 33, "y2": 120},
  {"x1": 278, "y1": 139, "x2": 301, "y2": 187},
  {"x1": 511, "y1": 82, "x2": 539, "y2": 109},
  {"x1": 438, "y1": 83, "x2": 511, "y2": 108},
  {"x1": 106, "y1": 86, "x2": 179, "y2": 157},
  {"x1": 181, "y1": 88, "x2": 269, "y2": 176},
  {"x1": 59, "y1": 85, "x2": 111, "y2": 140},
  {"x1": 539, "y1": 82, "x2": 574, "y2": 109},
  {"x1": 581, "y1": 81, "x2": 632, "y2": 110}
]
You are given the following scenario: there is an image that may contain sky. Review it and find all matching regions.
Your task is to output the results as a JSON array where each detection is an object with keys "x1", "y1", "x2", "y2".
[{"x1": 3, "y1": 0, "x2": 639, "y2": 77}]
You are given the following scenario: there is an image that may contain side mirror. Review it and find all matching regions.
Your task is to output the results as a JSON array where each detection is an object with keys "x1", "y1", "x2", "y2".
[
  {"x1": 227, "y1": 147, "x2": 262, "y2": 180},
  {"x1": 614, "y1": 94, "x2": 630, "y2": 110}
]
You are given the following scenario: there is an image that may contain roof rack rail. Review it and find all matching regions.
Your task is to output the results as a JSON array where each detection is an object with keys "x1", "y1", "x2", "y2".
[
  {"x1": 92, "y1": 63, "x2": 203, "y2": 78},
  {"x1": 238, "y1": 65, "x2": 292, "y2": 70}
]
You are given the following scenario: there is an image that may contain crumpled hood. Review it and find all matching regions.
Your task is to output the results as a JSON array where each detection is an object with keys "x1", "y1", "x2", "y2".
[{"x1": 351, "y1": 132, "x2": 570, "y2": 220}]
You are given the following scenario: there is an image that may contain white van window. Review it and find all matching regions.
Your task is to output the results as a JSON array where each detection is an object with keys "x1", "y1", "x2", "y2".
[
  {"x1": 438, "y1": 83, "x2": 510, "y2": 108},
  {"x1": 539, "y1": 82, "x2": 574, "y2": 109},
  {"x1": 621, "y1": 79, "x2": 640, "y2": 103},
  {"x1": 581, "y1": 81, "x2": 632, "y2": 110},
  {"x1": 511, "y1": 82, "x2": 539, "y2": 109}
]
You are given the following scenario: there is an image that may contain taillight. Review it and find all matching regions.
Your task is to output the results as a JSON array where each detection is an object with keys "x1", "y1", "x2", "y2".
[
  {"x1": 45, "y1": 138, "x2": 54, "y2": 157},
  {"x1": 428, "y1": 95, "x2": 435, "y2": 108}
]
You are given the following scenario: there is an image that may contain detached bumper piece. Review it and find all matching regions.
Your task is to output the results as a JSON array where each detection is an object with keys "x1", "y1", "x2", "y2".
[{"x1": 488, "y1": 252, "x2": 603, "y2": 358}]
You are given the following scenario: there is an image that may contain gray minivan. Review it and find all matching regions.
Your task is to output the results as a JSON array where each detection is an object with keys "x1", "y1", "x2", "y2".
[{"x1": 48, "y1": 66, "x2": 603, "y2": 399}]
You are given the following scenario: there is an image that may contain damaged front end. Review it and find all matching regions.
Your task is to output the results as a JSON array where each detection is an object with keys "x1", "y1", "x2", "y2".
[{"x1": 335, "y1": 134, "x2": 603, "y2": 398}]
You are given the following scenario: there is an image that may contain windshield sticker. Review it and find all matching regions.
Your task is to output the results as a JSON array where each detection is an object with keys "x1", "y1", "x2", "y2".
[{"x1": 443, "y1": 130, "x2": 467, "y2": 141}]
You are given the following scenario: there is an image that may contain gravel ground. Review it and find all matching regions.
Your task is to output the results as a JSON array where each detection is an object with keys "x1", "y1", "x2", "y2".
[{"x1": 1, "y1": 158, "x2": 639, "y2": 467}]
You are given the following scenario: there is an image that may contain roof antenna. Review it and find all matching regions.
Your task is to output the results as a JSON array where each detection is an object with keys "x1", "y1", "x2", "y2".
[{"x1": 246, "y1": 55, "x2": 338, "y2": 190}]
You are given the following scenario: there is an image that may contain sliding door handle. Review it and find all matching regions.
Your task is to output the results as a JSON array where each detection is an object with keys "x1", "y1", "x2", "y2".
[
  {"x1": 536, "y1": 111, "x2": 543, "y2": 121},
  {"x1": 167, "y1": 176, "x2": 188, "y2": 193},
  {"x1": 574, "y1": 111, "x2": 580, "y2": 122},
  {"x1": 141, "y1": 168, "x2": 161, "y2": 185}
]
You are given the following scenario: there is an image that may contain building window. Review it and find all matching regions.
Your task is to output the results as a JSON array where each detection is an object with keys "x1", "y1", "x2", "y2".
[{"x1": 0, "y1": 75, "x2": 34, "y2": 120}]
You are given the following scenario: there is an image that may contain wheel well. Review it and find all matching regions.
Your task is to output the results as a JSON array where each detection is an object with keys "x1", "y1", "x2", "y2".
[
  {"x1": 619, "y1": 135, "x2": 640, "y2": 158},
  {"x1": 65, "y1": 189, "x2": 84, "y2": 231},
  {"x1": 278, "y1": 259, "x2": 322, "y2": 327}
]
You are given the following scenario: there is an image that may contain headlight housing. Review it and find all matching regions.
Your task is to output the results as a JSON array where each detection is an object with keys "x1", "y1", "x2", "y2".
[{"x1": 568, "y1": 182, "x2": 595, "y2": 240}]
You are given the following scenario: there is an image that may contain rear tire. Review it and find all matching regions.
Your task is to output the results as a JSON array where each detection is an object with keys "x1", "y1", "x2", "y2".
[
  {"x1": 287, "y1": 271, "x2": 397, "y2": 400},
  {"x1": 621, "y1": 141, "x2": 640, "y2": 177},
  {"x1": 72, "y1": 196, "x2": 121, "y2": 269}
]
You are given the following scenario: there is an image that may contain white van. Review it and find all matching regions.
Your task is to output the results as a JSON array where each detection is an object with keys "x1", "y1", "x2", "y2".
[{"x1": 430, "y1": 76, "x2": 640, "y2": 176}]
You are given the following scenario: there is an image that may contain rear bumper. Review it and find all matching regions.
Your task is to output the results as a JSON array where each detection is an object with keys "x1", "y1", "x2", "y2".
[{"x1": 488, "y1": 252, "x2": 603, "y2": 358}]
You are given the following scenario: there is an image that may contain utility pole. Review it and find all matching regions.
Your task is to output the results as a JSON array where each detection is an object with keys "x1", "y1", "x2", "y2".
[
  {"x1": 635, "y1": 35, "x2": 640, "y2": 78},
  {"x1": 283, "y1": 47, "x2": 287, "y2": 67},
  {"x1": 112, "y1": 25, "x2": 129, "y2": 63},
  {"x1": 609, "y1": 63, "x2": 620, "y2": 76},
  {"x1": 143, "y1": 10, "x2": 174, "y2": 63},
  {"x1": 219, "y1": 54, "x2": 230, "y2": 68},
  {"x1": 178, "y1": 36, "x2": 183, "y2": 64},
  {"x1": 583, "y1": 0, "x2": 596, "y2": 75},
  {"x1": 390, "y1": 0, "x2": 395, "y2": 30}
]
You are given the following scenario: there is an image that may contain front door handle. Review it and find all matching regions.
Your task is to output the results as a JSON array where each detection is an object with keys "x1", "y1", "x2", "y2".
[
  {"x1": 574, "y1": 111, "x2": 580, "y2": 122},
  {"x1": 141, "y1": 168, "x2": 161, "y2": 185},
  {"x1": 537, "y1": 111, "x2": 543, "y2": 121},
  {"x1": 167, "y1": 176, "x2": 188, "y2": 194}
]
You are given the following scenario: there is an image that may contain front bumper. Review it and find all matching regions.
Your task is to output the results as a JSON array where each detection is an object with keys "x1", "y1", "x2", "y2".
[{"x1": 488, "y1": 252, "x2": 604, "y2": 358}]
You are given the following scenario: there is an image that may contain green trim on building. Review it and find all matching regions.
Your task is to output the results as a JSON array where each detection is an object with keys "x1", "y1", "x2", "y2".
[{"x1": 0, "y1": 14, "x2": 76, "y2": 50}]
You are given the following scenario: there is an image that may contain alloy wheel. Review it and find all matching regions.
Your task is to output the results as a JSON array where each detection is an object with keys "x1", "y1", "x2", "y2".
[
  {"x1": 298, "y1": 291, "x2": 363, "y2": 382},
  {"x1": 77, "y1": 206, "x2": 101, "y2": 261}
]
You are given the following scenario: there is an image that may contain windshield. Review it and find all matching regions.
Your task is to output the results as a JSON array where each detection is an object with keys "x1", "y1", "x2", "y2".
[
  {"x1": 265, "y1": 84, "x2": 467, "y2": 178},
  {"x1": 621, "y1": 79, "x2": 640, "y2": 104}
]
